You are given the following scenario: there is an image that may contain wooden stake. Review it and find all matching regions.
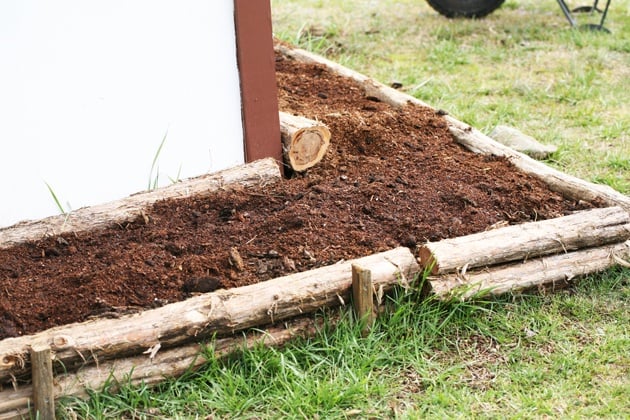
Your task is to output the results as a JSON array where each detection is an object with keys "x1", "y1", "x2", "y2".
[
  {"x1": 30, "y1": 345, "x2": 55, "y2": 420},
  {"x1": 352, "y1": 264, "x2": 374, "y2": 335}
]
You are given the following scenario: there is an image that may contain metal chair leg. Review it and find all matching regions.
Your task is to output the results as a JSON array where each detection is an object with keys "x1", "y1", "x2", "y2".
[
  {"x1": 555, "y1": 0, "x2": 613, "y2": 31},
  {"x1": 556, "y1": 0, "x2": 578, "y2": 26}
]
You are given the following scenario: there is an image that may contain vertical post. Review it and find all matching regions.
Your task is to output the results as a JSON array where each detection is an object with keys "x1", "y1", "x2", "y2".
[
  {"x1": 30, "y1": 344, "x2": 55, "y2": 420},
  {"x1": 233, "y1": 0, "x2": 283, "y2": 168},
  {"x1": 351, "y1": 264, "x2": 374, "y2": 336}
]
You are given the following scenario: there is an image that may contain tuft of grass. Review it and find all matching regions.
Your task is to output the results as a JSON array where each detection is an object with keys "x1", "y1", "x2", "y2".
[{"x1": 167, "y1": 163, "x2": 183, "y2": 185}]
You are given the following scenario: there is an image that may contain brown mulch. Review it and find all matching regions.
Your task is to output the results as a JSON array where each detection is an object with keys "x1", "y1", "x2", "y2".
[{"x1": 0, "y1": 51, "x2": 597, "y2": 340}]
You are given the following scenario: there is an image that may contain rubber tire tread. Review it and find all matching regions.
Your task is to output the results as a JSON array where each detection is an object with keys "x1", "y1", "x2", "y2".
[{"x1": 425, "y1": 0, "x2": 505, "y2": 18}]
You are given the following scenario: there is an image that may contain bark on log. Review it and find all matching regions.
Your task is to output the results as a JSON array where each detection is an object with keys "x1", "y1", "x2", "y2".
[
  {"x1": 0, "y1": 316, "x2": 331, "y2": 419},
  {"x1": 0, "y1": 247, "x2": 418, "y2": 385},
  {"x1": 419, "y1": 207, "x2": 630, "y2": 274},
  {"x1": 430, "y1": 240, "x2": 630, "y2": 300},
  {"x1": 279, "y1": 112, "x2": 331, "y2": 172},
  {"x1": 275, "y1": 43, "x2": 630, "y2": 213},
  {"x1": 0, "y1": 158, "x2": 281, "y2": 249}
]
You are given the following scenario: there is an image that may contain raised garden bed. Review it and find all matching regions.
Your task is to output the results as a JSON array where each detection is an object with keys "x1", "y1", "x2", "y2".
[{"x1": 1, "y1": 43, "x2": 628, "y2": 417}]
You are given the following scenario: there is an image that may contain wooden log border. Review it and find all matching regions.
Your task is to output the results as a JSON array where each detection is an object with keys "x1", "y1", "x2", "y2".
[
  {"x1": 0, "y1": 315, "x2": 333, "y2": 419},
  {"x1": 1, "y1": 43, "x2": 629, "y2": 417},
  {"x1": 274, "y1": 42, "x2": 630, "y2": 298}
]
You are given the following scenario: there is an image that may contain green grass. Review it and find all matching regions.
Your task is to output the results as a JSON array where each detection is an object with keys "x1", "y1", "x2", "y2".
[
  {"x1": 58, "y1": 1, "x2": 629, "y2": 417},
  {"x1": 60, "y1": 270, "x2": 629, "y2": 418}
]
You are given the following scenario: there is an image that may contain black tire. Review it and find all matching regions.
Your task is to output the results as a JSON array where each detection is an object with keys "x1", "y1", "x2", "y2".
[{"x1": 425, "y1": 0, "x2": 505, "y2": 18}]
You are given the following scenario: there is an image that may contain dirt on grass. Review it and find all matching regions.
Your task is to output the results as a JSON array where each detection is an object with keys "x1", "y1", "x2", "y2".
[{"x1": 0, "y1": 50, "x2": 598, "y2": 340}]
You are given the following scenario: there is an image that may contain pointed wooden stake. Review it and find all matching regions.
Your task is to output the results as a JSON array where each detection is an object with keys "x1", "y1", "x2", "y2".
[
  {"x1": 352, "y1": 264, "x2": 374, "y2": 336},
  {"x1": 30, "y1": 344, "x2": 55, "y2": 420}
]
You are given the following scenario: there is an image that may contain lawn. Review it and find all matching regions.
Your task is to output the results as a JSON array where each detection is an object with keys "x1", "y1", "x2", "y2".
[{"x1": 60, "y1": 0, "x2": 629, "y2": 418}]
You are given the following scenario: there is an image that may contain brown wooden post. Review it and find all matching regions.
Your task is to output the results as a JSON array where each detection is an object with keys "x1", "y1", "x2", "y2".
[
  {"x1": 234, "y1": 0, "x2": 283, "y2": 169},
  {"x1": 352, "y1": 264, "x2": 374, "y2": 336},
  {"x1": 30, "y1": 344, "x2": 55, "y2": 419}
]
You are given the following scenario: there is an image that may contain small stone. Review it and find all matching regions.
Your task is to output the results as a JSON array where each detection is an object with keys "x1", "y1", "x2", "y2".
[
  {"x1": 282, "y1": 256, "x2": 296, "y2": 271},
  {"x1": 489, "y1": 125, "x2": 558, "y2": 160},
  {"x1": 182, "y1": 277, "x2": 221, "y2": 294},
  {"x1": 257, "y1": 262, "x2": 269, "y2": 274},
  {"x1": 45, "y1": 247, "x2": 61, "y2": 257},
  {"x1": 228, "y1": 247, "x2": 245, "y2": 271},
  {"x1": 303, "y1": 249, "x2": 316, "y2": 262},
  {"x1": 164, "y1": 243, "x2": 183, "y2": 257},
  {"x1": 402, "y1": 235, "x2": 417, "y2": 248}
]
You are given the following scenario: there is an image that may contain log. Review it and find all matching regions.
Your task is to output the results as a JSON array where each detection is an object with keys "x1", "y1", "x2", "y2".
[
  {"x1": 430, "y1": 240, "x2": 630, "y2": 300},
  {"x1": 0, "y1": 316, "x2": 331, "y2": 418},
  {"x1": 275, "y1": 43, "x2": 630, "y2": 213},
  {"x1": 279, "y1": 111, "x2": 331, "y2": 172},
  {"x1": 0, "y1": 247, "x2": 418, "y2": 384},
  {"x1": 0, "y1": 158, "x2": 282, "y2": 249},
  {"x1": 418, "y1": 206, "x2": 630, "y2": 274}
]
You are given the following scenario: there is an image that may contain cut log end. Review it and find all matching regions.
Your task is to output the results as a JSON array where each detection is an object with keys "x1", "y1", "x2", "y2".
[
  {"x1": 288, "y1": 126, "x2": 331, "y2": 171},
  {"x1": 279, "y1": 112, "x2": 331, "y2": 172}
]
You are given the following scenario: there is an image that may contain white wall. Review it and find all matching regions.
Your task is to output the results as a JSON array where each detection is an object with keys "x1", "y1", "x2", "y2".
[{"x1": 0, "y1": 0, "x2": 244, "y2": 228}]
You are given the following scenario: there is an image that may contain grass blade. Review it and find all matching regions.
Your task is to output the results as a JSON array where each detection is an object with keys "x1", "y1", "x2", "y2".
[
  {"x1": 44, "y1": 181, "x2": 67, "y2": 215},
  {"x1": 148, "y1": 130, "x2": 168, "y2": 191}
]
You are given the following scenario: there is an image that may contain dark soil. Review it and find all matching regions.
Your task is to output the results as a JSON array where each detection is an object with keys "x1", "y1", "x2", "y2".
[{"x1": 0, "y1": 51, "x2": 597, "y2": 340}]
